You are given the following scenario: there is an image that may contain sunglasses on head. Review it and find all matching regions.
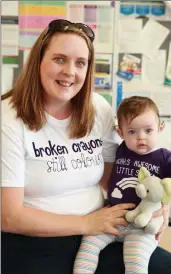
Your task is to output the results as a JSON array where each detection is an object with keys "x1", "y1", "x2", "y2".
[{"x1": 45, "y1": 19, "x2": 95, "y2": 42}]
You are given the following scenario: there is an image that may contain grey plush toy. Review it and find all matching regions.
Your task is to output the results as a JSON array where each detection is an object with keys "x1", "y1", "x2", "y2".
[{"x1": 126, "y1": 167, "x2": 171, "y2": 234}]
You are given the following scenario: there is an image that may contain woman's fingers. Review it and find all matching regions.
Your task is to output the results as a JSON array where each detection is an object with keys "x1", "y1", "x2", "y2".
[
  {"x1": 112, "y1": 209, "x2": 128, "y2": 218},
  {"x1": 152, "y1": 208, "x2": 163, "y2": 218},
  {"x1": 107, "y1": 218, "x2": 128, "y2": 235},
  {"x1": 108, "y1": 227, "x2": 123, "y2": 236},
  {"x1": 153, "y1": 204, "x2": 169, "y2": 218},
  {"x1": 155, "y1": 230, "x2": 165, "y2": 242},
  {"x1": 114, "y1": 217, "x2": 128, "y2": 226},
  {"x1": 85, "y1": 203, "x2": 134, "y2": 235},
  {"x1": 111, "y1": 203, "x2": 135, "y2": 211}
]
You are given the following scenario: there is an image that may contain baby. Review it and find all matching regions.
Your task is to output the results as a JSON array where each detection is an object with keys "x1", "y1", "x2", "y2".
[{"x1": 73, "y1": 96, "x2": 171, "y2": 274}]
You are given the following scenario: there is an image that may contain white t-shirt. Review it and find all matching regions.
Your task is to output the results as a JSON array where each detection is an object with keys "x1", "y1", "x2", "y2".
[{"x1": 2, "y1": 93, "x2": 120, "y2": 215}]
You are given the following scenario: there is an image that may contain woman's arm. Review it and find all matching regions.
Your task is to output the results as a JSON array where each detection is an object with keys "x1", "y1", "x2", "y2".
[
  {"x1": 1, "y1": 187, "x2": 87, "y2": 237},
  {"x1": 2, "y1": 187, "x2": 135, "y2": 237}
]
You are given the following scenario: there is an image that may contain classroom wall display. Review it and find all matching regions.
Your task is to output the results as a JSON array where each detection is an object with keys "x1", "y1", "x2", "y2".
[
  {"x1": 2, "y1": 1, "x2": 171, "y2": 149},
  {"x1": 2, "y1": 18, "x2": 19, "y2": 66},
  {"x1": 65, "y1": 1, "x2": 115, "y2": 101},
  {"x1": 113, "y1": 1, "x2": 171, "y2": 119},
  {"x1": 19, "y1": 1, "x2": 114, "y2": 53},
  {"x1": 94, "y1": 54, "x2": 113, "y2": 90},
  {"x1": 1, "y1": 1, "x2": 19, "y2": 94},
  {"x1": 66, "y1": 1, "x2": 115, "y2": 53},
  {"x1": 4, "y1": 1, "x2": 170, "y2": 112},
  {"x1": 19, "y1": 1, "x2": 66, "y2": 50},
  {"x1": 18, "y1": 1, "x2": 115, "y2": 102},
  {"x1": 117, "y1": 53, "x2": 142, "y2": 81},
  {"x1": 120, "y1": 0, "x2": 171, "y2": 21}
]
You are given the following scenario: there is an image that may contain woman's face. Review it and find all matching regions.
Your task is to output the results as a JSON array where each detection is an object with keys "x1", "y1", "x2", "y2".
[{"x1": 40, "y1": 33, "x2": 89, "y2": 109}]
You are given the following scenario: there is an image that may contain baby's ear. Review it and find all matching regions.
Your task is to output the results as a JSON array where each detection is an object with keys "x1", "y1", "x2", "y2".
[
  {"x1": 117, "y1": 128, "x2": 124, "y2": 139},
  {"x1": 159, "y1": 121, "x2": 165, "y2": 132}
]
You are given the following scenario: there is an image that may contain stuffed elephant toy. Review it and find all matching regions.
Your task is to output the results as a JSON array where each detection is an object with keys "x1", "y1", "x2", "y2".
[{"x1": 126, "y1": 167, "x2": 171, "y2": 234}]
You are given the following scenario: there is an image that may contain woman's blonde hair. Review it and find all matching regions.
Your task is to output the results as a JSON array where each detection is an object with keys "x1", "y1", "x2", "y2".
[{"x1": 1, "y1": 25, "x2": 95, "y2": 138}]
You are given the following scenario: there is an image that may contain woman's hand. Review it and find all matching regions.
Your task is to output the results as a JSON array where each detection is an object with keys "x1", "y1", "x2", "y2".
[
  {"x1": 153, "y1": 204, "x2": 170, "y2": 242},
  {"x1": 83, "y1": 203, "x2": 135, "y2": 236}
]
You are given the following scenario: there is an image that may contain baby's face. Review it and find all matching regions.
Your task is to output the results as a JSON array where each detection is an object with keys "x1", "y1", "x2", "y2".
[{"x1": 119, "y1": 110, "x2": 161, "y2": 154}]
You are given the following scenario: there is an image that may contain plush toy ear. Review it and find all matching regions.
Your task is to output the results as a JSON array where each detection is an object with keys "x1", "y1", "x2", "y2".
[
  {"x1": 161, "y1": 178, "x2": 171, "y2": 195},
  {"x1": 138, "y1": 167, "x2": 151, "y2": 183},
  {"x1": 161, "y1": 178, "x2": 171, "y2": 204},
  {"x1": 162, "y1": 194, "x2": 171, "y2": 205}
]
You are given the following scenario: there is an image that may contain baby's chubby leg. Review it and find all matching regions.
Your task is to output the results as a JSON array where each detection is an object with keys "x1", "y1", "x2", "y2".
[
  {"x1": 73, "y1": 233, "x2": 116, "y2": 274},
  {"x1": 124, "y1": 227, "x2": 158, "y2": 274}
]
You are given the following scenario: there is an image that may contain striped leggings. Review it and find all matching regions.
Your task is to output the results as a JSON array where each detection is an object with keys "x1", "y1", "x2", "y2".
[{"x1": 73, "y1": 225, "x2": 158, "y2": 274}]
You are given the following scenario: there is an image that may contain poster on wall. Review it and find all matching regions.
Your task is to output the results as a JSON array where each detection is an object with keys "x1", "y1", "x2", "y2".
[
  {"x1": 19, "y1": 1, "x2": 114, "y2": 52},
  {"x1": 118, "y1": 18, "x2": 143, "y2": 53},
  {"x1": 19, "y1": 1, "x2": 67, "y2": 49},
  {"x1": 2, "y1": 2, "x2": 19, "y2": 94},
  {"x1": 117, "y1": 53, "x2": 142, "y2": 81},
  {"x1": 138, "y1": 19, "x2": 170, "y2": 59},
  {"x1": 2, "y1": 18, "x2": 19, "y2": 61},
  {"x1": 94, "y1": 54, "x2": 112, "y2": 90},
  {"x1": 142, "y1": 50, "x2": 167, "y2": 85},
  {"x1": 67, "y1": 1, "x2": 114, "y2": 53}
]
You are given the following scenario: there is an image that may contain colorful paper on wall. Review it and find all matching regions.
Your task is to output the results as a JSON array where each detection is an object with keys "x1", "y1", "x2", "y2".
[
  {"x1": 94, "y1": 54, "x2": 112, "y2": 90},
  {"x1": 2, "y1": 18, "x2": 19, "y2": 57},
  {"x1": 98, "y1": 92, "x2": 112, "y2": 105},
  {"x1": 3, "y1": 56, "x2": 19, "y2": 66},
  {"x1": 19, "y1": 1, "x2": 67, "y2": 49},
  {"x1": 67, "y1": 1, "x2": 114, "y2": 53},
  {"x1": 117, "y1": 54, "x2": 142, "y2": 81}
]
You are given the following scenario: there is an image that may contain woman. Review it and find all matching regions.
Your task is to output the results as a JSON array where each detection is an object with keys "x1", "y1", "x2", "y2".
[{"x1": 1, "y1": 20, "x2": 171, "y2": 274}]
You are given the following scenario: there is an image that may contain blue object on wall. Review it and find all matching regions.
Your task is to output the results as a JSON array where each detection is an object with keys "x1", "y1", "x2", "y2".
[
  {"x1": 151, "y1": 4, "x2": 165, "y2": 16},
  {"x1": 136, "y1": 4, "x2": 150, "y2": 16},
  {"x1": 120, "y1": 4, "x2": 134, "y2": 15},
  {"x1": 117, "y1": 70, "x2": 134, "y2": 81},
  {"x1": 116, "y1": 81, "x2": 123, "y2": 108}
]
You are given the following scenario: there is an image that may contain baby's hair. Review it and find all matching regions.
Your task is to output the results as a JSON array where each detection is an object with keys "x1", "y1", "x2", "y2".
[{"x1": 117, "y1": 96, "x2": 160, "y2": 128}]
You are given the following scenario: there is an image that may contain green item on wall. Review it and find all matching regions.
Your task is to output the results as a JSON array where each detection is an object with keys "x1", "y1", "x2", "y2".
[
  {"x1": 20, "y1": 1, "x2": 66, "y2": 6},
  {"x1": 99, "y1": 92, "x2": 112, "y2": 105}
]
